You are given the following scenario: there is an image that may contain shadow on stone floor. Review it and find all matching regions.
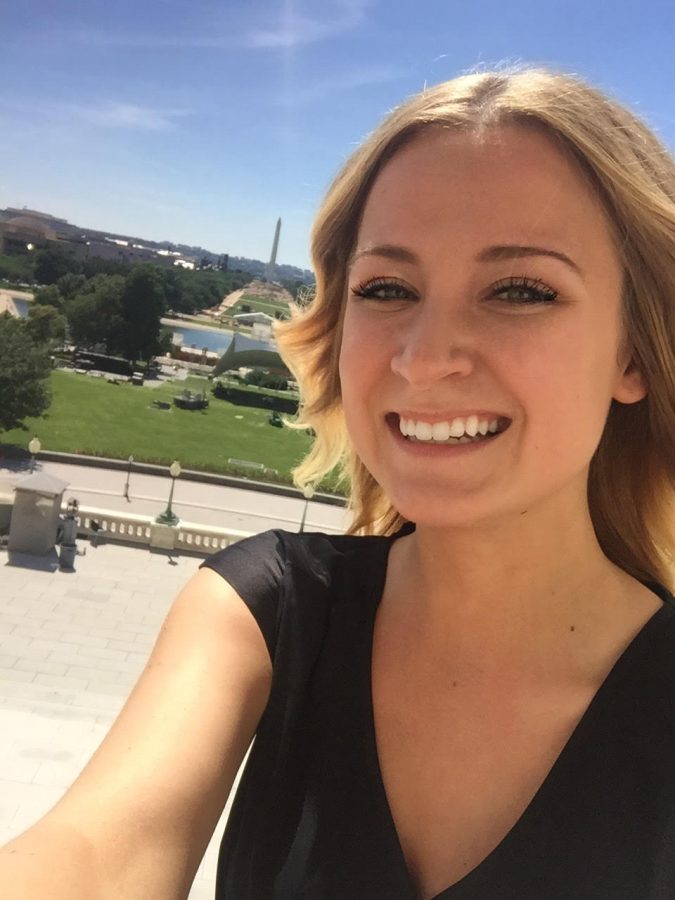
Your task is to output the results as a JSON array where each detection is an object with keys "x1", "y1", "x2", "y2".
[{"x1": 2, "y1": 548, "x2": 65, "y2": 572}]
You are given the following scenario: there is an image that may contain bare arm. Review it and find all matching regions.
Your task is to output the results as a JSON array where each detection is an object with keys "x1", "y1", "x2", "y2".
[{"x1": 0, "y1": 567, "x2": 272, "y2": 900}]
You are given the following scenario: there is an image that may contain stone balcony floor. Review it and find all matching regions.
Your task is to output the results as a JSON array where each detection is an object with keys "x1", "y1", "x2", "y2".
[{"x1": 0, "y1": 538, "x2": 231, "y2": 899}]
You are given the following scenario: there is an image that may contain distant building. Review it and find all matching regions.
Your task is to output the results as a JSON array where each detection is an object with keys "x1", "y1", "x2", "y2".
[
  {"x1": 0, "y1": 206, "x2": 199, "y2": 269},
  {"x1": 233, "y1": 311, "x2": 275, "y2": 327},
  {"x1": 0, "y1": 208, "x2": 81, "y2": 254},
  {"x1": 213, "y1": 331, "x2": 287, "y2": 374},
  {"x1": 265, "y1": 217, "x2": 281, "y2": 282},
  {"x1": 2, "y1": 208, "x2": 69, "y2": 226},
  {"x1": 0, "y1": 215, "x2": 58, "y2": 254},
  {"x1": 65, "y1": 239, "x2": 176, "y2": 267},
  {"x1": 171, "y1": 346, "x2": 220, "y2": 365}
]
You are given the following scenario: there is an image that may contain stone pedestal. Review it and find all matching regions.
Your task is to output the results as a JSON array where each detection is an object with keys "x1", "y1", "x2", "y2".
[
  {"x1": 9, "y1": 472, "x2": 69, "y2": 555},
  {"x1": 150, "y1": 523, "x2": 177, "y2": 550}
]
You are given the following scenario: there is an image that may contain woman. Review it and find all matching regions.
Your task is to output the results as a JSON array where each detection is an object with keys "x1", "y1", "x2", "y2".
[{"x1": 1, "y1": 68, "x2": 673, "y2": 899}]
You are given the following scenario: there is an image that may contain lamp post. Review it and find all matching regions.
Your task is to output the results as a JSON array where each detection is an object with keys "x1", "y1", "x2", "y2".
[
  {"x1": 28, "y1": 436, "x2": 41, "y2": 473},
  {"x1": 298, "y1": 484, "x2": 314, "y2": 533},
  {"x1": 123, "y1": 455, "x2": 134, "y2": 501},
  {"x1": 156, "y1": 460, "x2": 181, "y2": 525}
]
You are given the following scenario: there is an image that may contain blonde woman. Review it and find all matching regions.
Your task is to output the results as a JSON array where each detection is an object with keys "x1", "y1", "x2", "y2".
[{"x1": 2, "y1": 68, "x2": 674, "y2": 899}]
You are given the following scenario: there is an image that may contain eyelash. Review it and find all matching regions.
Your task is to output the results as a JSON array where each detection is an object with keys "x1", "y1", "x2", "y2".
[
  {"x1": 490, "y1": 276, "x2": 558, "y2": 304},
  {"x1": 350, "y1": 276, "x2": 559, "y2": 305},
  {"x1": 351, "y1": 278, "x2": 413, "y2": 301}
]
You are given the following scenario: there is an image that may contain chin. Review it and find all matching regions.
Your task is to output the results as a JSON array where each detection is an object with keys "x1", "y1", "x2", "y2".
[{"x1": 385, "y1": 484, "x2": 502, "y2": 531}]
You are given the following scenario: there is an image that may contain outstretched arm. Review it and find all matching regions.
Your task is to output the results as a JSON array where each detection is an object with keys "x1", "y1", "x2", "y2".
[{"x1": 0, "y1": 566, "x2": 272, "y2": 900}]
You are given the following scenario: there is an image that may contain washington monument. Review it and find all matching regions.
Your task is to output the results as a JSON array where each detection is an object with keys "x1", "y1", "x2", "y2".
[{"x1": 265, "y1": 217, "x2": 281, "y2": 281}]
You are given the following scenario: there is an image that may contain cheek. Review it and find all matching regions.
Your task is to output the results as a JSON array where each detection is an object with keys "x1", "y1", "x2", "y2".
[
  {"x1": 517, "y1": 333, "x2": 618, "y2": 458},
  {"x1": 339, "y1": 310, "x2": 383, "y2": 392},
  {"x1": 338, "y1": 330, "x2": 365, "y2": 431},
  {"x1": 338, "y1": 321, "x2": 387, "y2": 453},
  {"x1": 337, "y1": 334, "x2": 356, "y2": 400}
]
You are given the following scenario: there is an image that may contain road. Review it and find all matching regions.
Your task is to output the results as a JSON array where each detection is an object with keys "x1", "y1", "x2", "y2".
[{"x1": 0, "y1": 458, "x2": 349, "y2": 535}]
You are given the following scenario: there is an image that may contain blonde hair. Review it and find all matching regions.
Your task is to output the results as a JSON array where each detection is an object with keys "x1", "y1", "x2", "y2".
[{"x1": 276, "y1": 67, "x2": 675, "y2": 589}]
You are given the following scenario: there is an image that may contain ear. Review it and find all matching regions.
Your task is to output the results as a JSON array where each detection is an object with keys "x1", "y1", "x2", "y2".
[{"x1": 612, "y1": 357, "x2": 648, "y2": 405}]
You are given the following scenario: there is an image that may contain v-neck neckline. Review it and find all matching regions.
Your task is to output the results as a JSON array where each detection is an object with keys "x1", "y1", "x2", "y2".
[{"x1": 362, "y1": 528, "x2": 673, "y2": 900}]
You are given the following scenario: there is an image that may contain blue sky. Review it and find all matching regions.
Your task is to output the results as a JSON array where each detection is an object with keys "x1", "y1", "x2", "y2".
[{"x1": 1, "y1": 0, "x2": 673, "y2": 270}]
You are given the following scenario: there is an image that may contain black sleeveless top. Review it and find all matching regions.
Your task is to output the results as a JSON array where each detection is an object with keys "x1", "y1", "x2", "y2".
[{"x1": 200, "y1": 528, "x2": 675, "y2": 899}]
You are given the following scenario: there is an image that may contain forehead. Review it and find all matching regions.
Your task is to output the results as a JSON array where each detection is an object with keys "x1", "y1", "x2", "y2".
[{"x1": 356, "y1": 126, "x2": 619, "y2": 270}]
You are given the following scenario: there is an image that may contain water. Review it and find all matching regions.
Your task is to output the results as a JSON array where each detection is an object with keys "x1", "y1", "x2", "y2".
[
  {"x1": 12, "y1": 299, "x2": 30, "y2": 318},
  {"x1": 170, "y1": 325, "x2": 233, "y2": 354}
]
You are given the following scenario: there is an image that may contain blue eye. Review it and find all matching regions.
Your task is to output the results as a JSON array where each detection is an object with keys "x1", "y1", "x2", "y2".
[
  {"x1": 351, "y1": 278, "x2": 417, "y2": 301},
  {"x1": 490, "y1": 277, "x2": 558, "y2": 304}
]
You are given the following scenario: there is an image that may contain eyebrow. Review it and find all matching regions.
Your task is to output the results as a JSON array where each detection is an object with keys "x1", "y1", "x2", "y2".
[
  {"x1": 350, "y1": 243, "x2": 582, "y2": 274},
  {"x1": 349, "y1": 244, "x2": 418, "y2": 266},
  {"x1": 477, "y1": 245, "x2": 582, "y2": 273}
]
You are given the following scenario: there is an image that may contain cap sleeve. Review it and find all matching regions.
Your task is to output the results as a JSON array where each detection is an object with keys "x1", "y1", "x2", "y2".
[{"x1": 199, "y1": 530, "x2": 286, "y2": 662}]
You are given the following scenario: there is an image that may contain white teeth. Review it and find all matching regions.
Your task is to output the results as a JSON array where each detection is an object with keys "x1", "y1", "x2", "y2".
[
  {"x1": 465, "y1": 414, "x2": 479, "y2": 437},
  {"x1": 449, "y1": 418, "x2": 465, "y2": 438},
  {"x1": 431, "y1": 421, "x2": 451, "y2": 441},
  {"x1": 397, "y1": 414, "x2": 505, "y2": 442},
  {"x1": 415, "y1": 421, "x2": 433, "y2": 441}
]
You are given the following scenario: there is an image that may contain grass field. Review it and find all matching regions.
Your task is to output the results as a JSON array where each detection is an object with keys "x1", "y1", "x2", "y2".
[
  {"x1": 1, "y1": 370, "x2": 315, "y2": 483},
  {"x1": 229, "y1": 296, "x2": 290, "y2": 318}
]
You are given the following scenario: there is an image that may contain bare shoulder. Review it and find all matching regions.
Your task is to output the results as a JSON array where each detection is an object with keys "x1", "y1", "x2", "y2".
[{"x1": 37, "y1": 566, "x2": 272, "y2": 898}]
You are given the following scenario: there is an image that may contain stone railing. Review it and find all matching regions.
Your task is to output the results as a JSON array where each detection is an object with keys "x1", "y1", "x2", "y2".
[
  {"x1": 76, "y1": 507, "x2": 150, "y2": 545},
  {"x1": 73, "y1": 505, "x2": 250, "y2": 554}
]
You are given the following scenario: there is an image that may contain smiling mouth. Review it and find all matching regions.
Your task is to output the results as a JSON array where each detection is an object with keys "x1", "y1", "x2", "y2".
[{"x1": 387, "y1": 412, "x2": 511, "y2": 445}]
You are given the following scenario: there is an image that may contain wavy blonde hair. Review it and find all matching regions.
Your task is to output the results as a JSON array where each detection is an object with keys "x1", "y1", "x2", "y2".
[{"x1": 276, "y1": 67, "x2": 675, "y2": 589}]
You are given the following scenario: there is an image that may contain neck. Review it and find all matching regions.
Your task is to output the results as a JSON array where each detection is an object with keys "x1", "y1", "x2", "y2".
[{"x1": 391, "y1": 488, "x2": 632, "y2": 661}]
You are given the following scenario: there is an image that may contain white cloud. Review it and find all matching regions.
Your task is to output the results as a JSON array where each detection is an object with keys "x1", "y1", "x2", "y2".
[
  {"x1": 275, "y1": 64, "x2": 405, "y2": 106},
  {"x1": 57, "y1": 0, "x2": 374, "y2": 51},
  {"x1": 64, "y1": 101, "x2": 191, "y2": 131},
  {"x1": 245, "y1": 0, "x2": 372, "y2": 49}
]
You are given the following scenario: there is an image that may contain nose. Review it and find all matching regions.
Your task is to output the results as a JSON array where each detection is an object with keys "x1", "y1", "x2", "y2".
[{"x1": 390, "y1": 303, "x2": 475, "y2": 387}]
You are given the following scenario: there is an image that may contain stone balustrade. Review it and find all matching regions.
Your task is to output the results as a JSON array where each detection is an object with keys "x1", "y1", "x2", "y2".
[{"x1": 71, "y1": 504, "x2": 250, "y2": 554}]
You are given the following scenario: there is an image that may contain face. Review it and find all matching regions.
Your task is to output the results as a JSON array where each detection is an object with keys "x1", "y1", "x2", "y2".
[{"x1": 338, "y1": 126, "x2": 646, "y2": 529}]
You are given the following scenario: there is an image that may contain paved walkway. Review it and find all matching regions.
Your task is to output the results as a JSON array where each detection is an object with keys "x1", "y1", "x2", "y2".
[
  {"x1": 0, "y1": 457, "x2": 349, "y2": 895},
  {"x1": 0, "y1": 538, "x2": 245, "y2": 898},
  {"x1": 0, "y1": 457, "x2": 348, "y2": 534}
]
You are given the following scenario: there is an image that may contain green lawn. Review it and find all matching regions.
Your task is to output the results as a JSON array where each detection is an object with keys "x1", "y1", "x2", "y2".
[
  {"x1": 229, "y1": 296, "x2": 290, "y2": 318},
  {"x1": 1, "y1": 370, "x2": 314, "y2": 483}
]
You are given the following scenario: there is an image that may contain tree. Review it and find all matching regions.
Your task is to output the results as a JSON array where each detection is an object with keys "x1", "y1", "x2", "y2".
[
  {"x1": 55, "y1": 273, "x2": 87, "y2": 300},
  {"x1": 33, "y1": 284, "x2": 65, "y2": 311},
  {"x1": 66, "y1": 275, "x2": 125, "y2": 351},
  {"x1": 158, "y1": 326, "x2": 174, "y2": 356},
  {"x1": 0, "y1": 252, "x2": 34, "y2": 285},
  {"x1": 154, "y1": 267, "x2": 184, "y2": 314},
  {"x1": 81, "y1": 256, "x2": 132, "y2": 279},
  {"x1": 34, "y1": 246, "x2": 81, "y2": 285},
  {"x1": 280, "y1": 278, "x2": 305, "y2": 300},
  {"x1": 0, "y1": 314, "x2": 51, "y2": 432},
  {"x1": 117, "y1": 265, "x2": 166, "y2": 361},
  {"x1": 26, "y1": 304, "x2": 67, "y2": 346}
]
